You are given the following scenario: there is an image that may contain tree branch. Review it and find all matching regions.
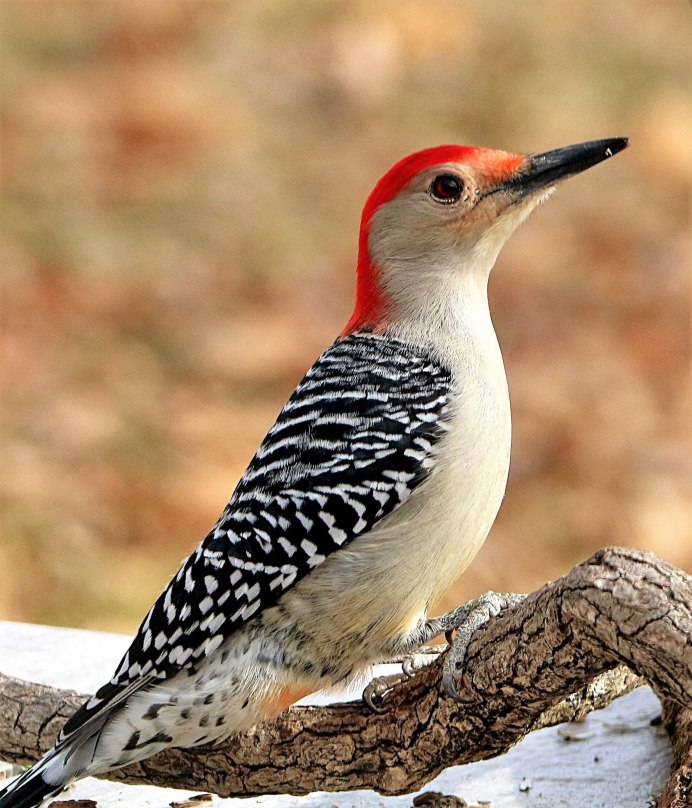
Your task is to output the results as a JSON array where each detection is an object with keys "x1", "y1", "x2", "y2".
[
  {"x1": 1, "y1": 547, "x2": 690, "y2": 798},
  {"x1": 657, "y1": 701, "x2": 692, "y2": 808}
]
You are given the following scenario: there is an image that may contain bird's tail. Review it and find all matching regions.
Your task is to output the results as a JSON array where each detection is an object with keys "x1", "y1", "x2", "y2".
[
  {"x1": 0, "y1": 751, "x2": 71, "y2": 808},
  {"x1": 0, "y1": 774, "x2": 62, "y2": 808}
]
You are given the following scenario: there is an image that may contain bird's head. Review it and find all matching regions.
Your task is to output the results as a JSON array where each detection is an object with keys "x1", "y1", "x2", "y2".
[{"x1": 344, "y1": 138, "x2": 628, "y2": 334}]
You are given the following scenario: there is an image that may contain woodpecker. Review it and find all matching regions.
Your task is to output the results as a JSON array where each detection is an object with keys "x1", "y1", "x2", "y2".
[{"x1": 0, "y1": 137, "x2": 627, "y2": 807}]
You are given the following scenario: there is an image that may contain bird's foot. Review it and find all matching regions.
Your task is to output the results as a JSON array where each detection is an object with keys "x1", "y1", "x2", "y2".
[
  {"x1": 363, "y1": 648, "x2": 443, "y2": 712},
  {"x1": 362, "y1": 591, "x2": 525, "y2": 711},
  {"x1": 430, "y1": 591, "x2": 526, "y2": 703},
  {"x1": 363, "y1": 672, "x2": 407, "y2": 712},
  {"x1": 385, "y1": 644, "x2": 448, "y2": 671}
]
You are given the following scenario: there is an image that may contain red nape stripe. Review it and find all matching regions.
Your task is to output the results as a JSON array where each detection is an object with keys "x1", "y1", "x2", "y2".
[{"x1": 342, "y1": 145, "x2": 488, "y2": 335}]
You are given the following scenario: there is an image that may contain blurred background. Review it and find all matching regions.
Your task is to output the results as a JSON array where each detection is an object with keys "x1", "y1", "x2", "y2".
[{"x1": 1, "y1": 0, "x2": 689, "y2": 633}]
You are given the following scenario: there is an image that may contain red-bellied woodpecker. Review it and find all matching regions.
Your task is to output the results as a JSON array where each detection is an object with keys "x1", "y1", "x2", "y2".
[{"x1": 0, "y1": 137, "x2": 628, "y2": 807}]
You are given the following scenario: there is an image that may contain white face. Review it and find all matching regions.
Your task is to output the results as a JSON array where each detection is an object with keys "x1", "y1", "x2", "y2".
[{"x1": 367, "y1": 159, "x2": 552, "y2": 322}]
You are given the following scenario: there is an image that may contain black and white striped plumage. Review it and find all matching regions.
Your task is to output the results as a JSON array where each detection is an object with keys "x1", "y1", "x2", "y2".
[
  {"x1": 0, "y1": 332, "x2": 452, "y2": 807},
  {"x1": 63, "y1": 333, "x2": 451, "y2": 728}
]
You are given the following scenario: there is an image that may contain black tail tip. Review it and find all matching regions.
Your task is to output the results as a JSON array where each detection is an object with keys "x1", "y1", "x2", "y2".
[{"x1": 0, "y1": 773, "x2": 63, "y2": 808}]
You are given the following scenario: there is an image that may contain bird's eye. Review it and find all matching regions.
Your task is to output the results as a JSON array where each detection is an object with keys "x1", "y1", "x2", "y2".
[{"x1": 429, "y1": 174, "x2": 464, "y2": 204}]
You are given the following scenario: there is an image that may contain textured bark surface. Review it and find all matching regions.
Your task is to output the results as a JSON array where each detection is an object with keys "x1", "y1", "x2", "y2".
[
  {"x1": 658, "y1": 701, "x2": 692, "y2": 808},
  {"x1": 1, "y1": 547, "x2": 690, "y2": 798}
]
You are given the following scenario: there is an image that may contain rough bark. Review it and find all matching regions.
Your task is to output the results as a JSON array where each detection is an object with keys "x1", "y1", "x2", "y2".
[
  {"x1": 0, "y1": 546, "x2": 690, "y2": 798},
  {"x1": 657, "y1": 701, "x2": 692, "y2": 808}
]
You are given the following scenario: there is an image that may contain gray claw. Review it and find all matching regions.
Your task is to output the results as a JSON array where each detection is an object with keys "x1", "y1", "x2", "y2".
[
  {"x1": 402, "y1": 657, "x2": 417, "y2": 678},
  {"x1": 442, "y1": 637, "x2": 475, "y2": 702},
  {"x1": 363, "y1": 673, "x2": 405, "y2": 713},
  {"x1": 442, "y1": 660, "x2": 463, "y2": 702},
  {"x1": 439, "y1": 591, "x2": 527, "y2": 703}
]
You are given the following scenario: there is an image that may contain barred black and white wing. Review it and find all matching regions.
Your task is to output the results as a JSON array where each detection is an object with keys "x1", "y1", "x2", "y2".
[{"x1": 60, "y1": 332, "x2": 452, "y2": 738}]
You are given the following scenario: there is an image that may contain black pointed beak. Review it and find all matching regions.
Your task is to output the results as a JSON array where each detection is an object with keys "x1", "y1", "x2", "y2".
[{"x1": 508, "y1": 137, "x2": 629, "y2": 196}]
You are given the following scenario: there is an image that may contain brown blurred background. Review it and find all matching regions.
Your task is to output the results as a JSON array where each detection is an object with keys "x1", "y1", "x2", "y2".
[{"x1": 1, "y1": 0, "x2": 689, "y2": 633}]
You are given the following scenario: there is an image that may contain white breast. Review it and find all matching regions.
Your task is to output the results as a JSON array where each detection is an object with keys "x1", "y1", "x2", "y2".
[
  {"x1": 378, "y1": 266, "x2": 512, "y2": 605},
  {"x1": 268, "y1": 282, "x2": 512, "y2": 675},
  {"x1": 354, "y1": 329, "x2": 511, "y2": 636}
]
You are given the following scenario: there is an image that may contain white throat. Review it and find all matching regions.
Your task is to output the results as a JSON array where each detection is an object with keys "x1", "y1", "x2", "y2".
[
  {"x1": 368, "y1": 191, "x2": 549, "y2": 372},
  {"x1": 388, "y1": 267, "x2": 499, "y2": 368}
]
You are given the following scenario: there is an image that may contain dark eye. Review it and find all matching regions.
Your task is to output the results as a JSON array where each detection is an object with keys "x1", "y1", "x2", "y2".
[{"x1": 429, "y1": 174, "x2": 464, "y2": 204}]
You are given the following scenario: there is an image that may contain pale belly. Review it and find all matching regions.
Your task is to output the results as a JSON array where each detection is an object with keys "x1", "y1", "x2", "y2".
[
  {"x1": 98, "y1": 356, "x2": 512, "y2": 762},
  {"x1": 260, "y1": 370, "x2": 512, "y2": 684}
]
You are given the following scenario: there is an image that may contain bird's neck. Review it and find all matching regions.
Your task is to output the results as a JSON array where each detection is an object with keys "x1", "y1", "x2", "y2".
[{"x1": 383, "y1": 260, "x2": 505, "y2": 381}]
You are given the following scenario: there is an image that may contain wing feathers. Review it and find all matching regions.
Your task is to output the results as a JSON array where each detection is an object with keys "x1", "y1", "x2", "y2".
[{"x1": 62, "y1": 332, "x2": 452, "y2": 737}]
